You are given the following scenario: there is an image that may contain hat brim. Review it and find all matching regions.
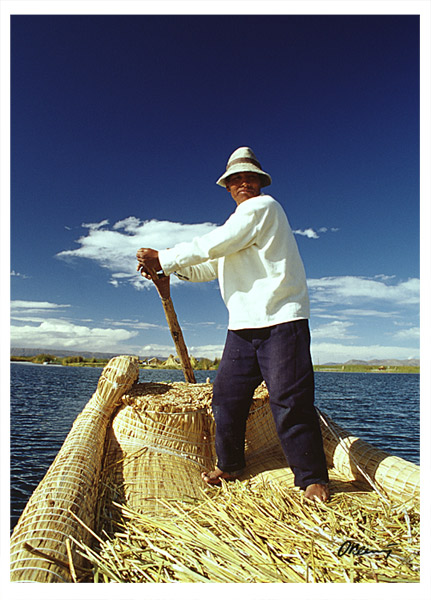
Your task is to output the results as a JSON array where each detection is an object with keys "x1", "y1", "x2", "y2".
[{"x1": 216, "y1": 164, "x2": 272, "y2": 188}]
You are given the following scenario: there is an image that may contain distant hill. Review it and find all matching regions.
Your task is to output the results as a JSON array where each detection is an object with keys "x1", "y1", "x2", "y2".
[
  {"x1": 342, "y1": 358, "x2": 420, "y2": 367},
  {"x1": 11, "y1": 347, "x2": 119, "y2": 360},
  {"x1": 10, "y1": 347, "x2": 169, "y2": 361}
]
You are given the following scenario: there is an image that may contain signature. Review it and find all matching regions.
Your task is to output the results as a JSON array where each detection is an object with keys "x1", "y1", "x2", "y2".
[{"x1": 337, "y1": 540, "x2": 397, "y2": 560}]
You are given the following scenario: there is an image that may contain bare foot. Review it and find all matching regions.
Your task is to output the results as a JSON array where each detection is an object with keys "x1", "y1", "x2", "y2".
[
  {"x1": 201, "y1": 467, "x2": 242, "y2": 486},
  {"x1": 304, "y1": 483, "x2": 330, "y2": 503}
]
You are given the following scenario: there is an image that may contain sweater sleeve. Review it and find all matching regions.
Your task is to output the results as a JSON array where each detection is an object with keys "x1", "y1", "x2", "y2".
[
  {"x1": 173, "y1": 260, "x2": 218, "y2": 282},
  {"x1": 158, "y1": 197, "x2": 268, "y2": 275}
]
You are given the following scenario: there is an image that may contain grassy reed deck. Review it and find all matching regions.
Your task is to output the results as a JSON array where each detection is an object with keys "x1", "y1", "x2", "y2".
[{"x1": 74, "y1": 482, "x2": 419, "y2": 583}]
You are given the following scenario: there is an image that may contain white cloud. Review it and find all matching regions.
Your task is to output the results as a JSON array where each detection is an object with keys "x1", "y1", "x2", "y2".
[
  {"x1": 392, "y1": 327, "x2": 420, "y2": 340},
  {"x1": 140, "y1": 343, "x2": 178, "y2": 356},
  {"x1": 11, "y1": 270, "x2": 29, "y2": 279},
  {"x1": 312, "y1": 308, "x2": 400, "y2": 319},
  {"x1": 56, "y1": 217, "x2": 218, "y2": 288},
  {"x1": 308, "y1": 276, "x2": 419, "y2": 361},
  {"x1": 339, "y1": 308, "x2": 399, "y2": 319},
  {"x1": 374, "y1": 274, "x2": 396, "y2": 281},
  {"x1": 81, "y1": 219, "x2": 110, "y2": 230},
  {"x1": 11, "y1": 318, "x2": 138, "y2": 352},
  {"x1": 103, "y1": 318, "x2": 166, "y2": 331},
  {"x1": 293, "y1": 228, "x2": 319, "y2": 239},
  {"x1": 139, "y1": 343, "x2": 224, "y2": 360},
  {"x1": 308, "y1": 276, "x2": 419, "y2": 306},
  {"x1": 11, "y1": 300, "x2": 70, "y2": 309},
  {"x1": 293, "y1": 227, "x2": 339, "y2": 239},
  {"x1": 183, "y1": 321, "x2": 218, "y2": 327},
  {"x1": 10, "y1": 301, "x2": 148, "y2": 353},
  {"x1": 112, "y1": 216, "x2": 142, "y2": 232},
  {"x1": 311, "y1": 320, "x2": 357, "y2": 340},
  {"x1": 310, "y1": 341, "x2": 420, "y2": 364},
  {"x1": 188, "y1": 344, "x2": 225, "y2": 360},
  {"x1": 11, "y1": 300, "x2": 71, "y2": 316}
]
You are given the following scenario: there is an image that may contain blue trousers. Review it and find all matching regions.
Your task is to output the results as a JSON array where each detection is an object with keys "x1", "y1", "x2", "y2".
[{"x1": 212, "y1": 320, "x2": 328, "y2": 490}]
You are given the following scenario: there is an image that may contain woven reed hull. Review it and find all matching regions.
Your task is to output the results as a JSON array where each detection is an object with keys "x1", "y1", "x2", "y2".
[
  {"x1": 10, "y1": 356, "x2": 420, "y2": 583},
  {"x1": 100, "y1": 383, "x2": 279, "y2": 515},
  {"x1": 319, "y1": 412, "x2": 420, "y2": 502},
  {"x1": 103, "y1": 381, "x2": 419, "y2": 513},
  {"x1": 10, "y1": 356, "x2": 140, "y2": 583}
]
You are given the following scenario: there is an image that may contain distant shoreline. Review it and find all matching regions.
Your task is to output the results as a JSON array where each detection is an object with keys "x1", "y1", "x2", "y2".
[
  {"x1": 11, "y1": 359, "x2": 419, "y2": 374},
  {"x1": 313, "y1": 364, "x2": 419, "y2": 374}
]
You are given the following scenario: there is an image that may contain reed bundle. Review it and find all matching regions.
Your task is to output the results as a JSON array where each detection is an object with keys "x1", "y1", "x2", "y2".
[
  {"x1": 73, "y1": 480, "x2": 420, "y2": 583},
  {"x1": 318, "y1": 410, "x2": 420, "y2": 503},
  {"x1": 10, "y1": 355, "x2": 140, "y2": 583},
  {"x1": 99, "y1": 381, "x2": 274, "y2": 515}
]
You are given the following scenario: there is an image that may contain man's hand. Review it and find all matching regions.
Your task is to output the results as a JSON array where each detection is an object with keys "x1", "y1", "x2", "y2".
[{"x1": 136, "y1": 248, "x2": 162, "y2": 280}]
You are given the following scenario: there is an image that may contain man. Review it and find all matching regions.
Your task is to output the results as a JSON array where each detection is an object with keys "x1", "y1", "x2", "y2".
[{"x1": 137, "y1": 147, "x2": 330, "y2": 502}]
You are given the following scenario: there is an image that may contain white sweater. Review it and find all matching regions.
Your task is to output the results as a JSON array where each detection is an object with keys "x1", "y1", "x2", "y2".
[{"x1": 158, "y1": 194, "x2": 310, "y2": 330}]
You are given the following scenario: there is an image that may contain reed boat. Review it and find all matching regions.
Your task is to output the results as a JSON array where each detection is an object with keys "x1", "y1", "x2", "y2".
[{"x1": 10, "y1": 355, "x2": 420, "y2": 583}]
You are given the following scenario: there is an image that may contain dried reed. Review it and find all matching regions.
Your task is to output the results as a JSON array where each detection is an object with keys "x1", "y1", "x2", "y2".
[{"x1": 74, "y1": 480, "x2": 420, "y2": 583}]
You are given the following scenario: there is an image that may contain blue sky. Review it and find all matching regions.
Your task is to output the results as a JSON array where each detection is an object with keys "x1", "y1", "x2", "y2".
[{"x1": 6, "y1": 8, "x2": 425, "y2": 364}]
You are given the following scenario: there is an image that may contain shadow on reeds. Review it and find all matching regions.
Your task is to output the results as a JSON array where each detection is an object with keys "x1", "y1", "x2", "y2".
[
  {"x1": 347, "y1": 438, "x2": 385, "y2": 483},
  {"x1": 95, "y1": 428, "x2": 128, "y2": 539},
  {"x1": 131, "y1": 382, "x2": 174, "y2": 396},
  {"x1": 241, "y1": 404, "x2": 383, "y2": 495},
  {"x1": 244, "y1": 442, "x2": 374, "y2": 495}
]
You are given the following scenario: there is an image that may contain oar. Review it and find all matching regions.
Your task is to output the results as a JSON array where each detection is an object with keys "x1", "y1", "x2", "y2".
[{"x1": 146, "y1": 268, "x2": 196, "y2": 384}]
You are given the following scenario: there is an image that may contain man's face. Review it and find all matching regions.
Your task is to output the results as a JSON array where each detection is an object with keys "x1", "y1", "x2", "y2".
[{"x1": 226, "y1": 172, "x2": 262, "y2": 205}]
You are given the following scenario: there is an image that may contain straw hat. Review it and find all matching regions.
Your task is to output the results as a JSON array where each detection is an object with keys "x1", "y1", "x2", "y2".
[{"x1": 216, "y1": 147, "x2": 272, "y2": 188}]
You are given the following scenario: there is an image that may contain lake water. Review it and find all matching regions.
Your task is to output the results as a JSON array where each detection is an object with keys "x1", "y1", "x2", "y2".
[{"x1": 10, "y1": 362, "x2": 420, "y2": 530}]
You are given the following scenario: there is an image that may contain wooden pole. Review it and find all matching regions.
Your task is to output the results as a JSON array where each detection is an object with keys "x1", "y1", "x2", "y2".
[
  {"x1": 149, "y1": 270, "x2": 196, "y2": 384},
  {"x1": 159, "y1": 296, "x2": 196, "y2": 383}
]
